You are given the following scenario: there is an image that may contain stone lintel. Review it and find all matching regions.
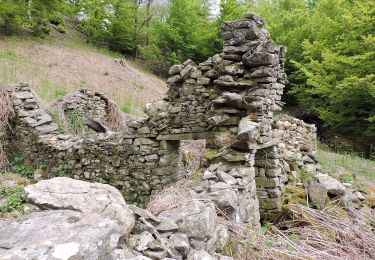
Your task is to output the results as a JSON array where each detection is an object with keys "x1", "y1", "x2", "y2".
[{"x1": 156, "y1": 132, "x2": 213, "y2": 141}]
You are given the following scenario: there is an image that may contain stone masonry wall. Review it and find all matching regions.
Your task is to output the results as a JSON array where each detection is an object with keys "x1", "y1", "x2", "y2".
[
  {"x1": 3, "y1": 13, "x2": 318, "y2": 225},
  {"x1": 5, "y1": 84, "x2": 180, "y2": 203}
]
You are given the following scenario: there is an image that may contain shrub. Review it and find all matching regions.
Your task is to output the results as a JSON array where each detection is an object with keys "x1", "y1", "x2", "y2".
[
  {"x1": 48, "y1": 12, "x2": 64, "y2": 26},
  {"x1": 56, "y1": 24, "x2": 67, "y2": 34},
  {"x1": 0, "y1": 185, "x2": 24, "y2": 213},
  {"x1": 11, "y1": 156, "x2": 34, "y2": 179}
]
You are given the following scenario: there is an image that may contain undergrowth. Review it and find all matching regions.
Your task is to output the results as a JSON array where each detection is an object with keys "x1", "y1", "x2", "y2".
[
  {"x1": 0, "y1": 185, "x2": 24, "y2": 213},
  {"x1": 10, "y1": 156, "x2": 34, "y2": 179}
]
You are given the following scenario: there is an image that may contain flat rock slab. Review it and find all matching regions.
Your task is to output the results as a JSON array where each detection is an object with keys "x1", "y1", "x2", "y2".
[
  {"x1": 24, "y1": 177, "x2": 135, "y2": 229},
  {"x1": 0, "y1": 210, "x2": 127, "y2": 260}
]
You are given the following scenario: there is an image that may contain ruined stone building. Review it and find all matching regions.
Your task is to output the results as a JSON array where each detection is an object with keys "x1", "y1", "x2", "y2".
[{"x1": 3, "y1": 13, "x2": 317, "y2": 226}]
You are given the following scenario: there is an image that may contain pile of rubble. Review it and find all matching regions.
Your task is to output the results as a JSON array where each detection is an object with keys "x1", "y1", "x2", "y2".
[{"x1": 0, "y1": 178, "x2": 233, "y2": 260}]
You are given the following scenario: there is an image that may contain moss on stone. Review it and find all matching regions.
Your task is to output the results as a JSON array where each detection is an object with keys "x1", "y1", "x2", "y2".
[
  {"x1": 203, "y1": 150, "x2": 218, "y2": 161},
  {"x1": 283, "y1": 184, "x2": 307, "y2": 206}
]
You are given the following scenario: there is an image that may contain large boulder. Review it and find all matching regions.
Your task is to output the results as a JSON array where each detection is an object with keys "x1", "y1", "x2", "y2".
[
  {"x1": 308, "y1": 174, "x2": 346, "y2": 209},
  {"x1": 0, "y1": 177, "x2": 135, "y2": 260},
  {"x1": 24, "y1": 177, "x2": 134, "y2": 228},
  {"x1": 159, "y1": 200, "x2": 217, "y2": 241},
  {"x1": 0, "y1": 210, "x2": 128, "y2": 259}
]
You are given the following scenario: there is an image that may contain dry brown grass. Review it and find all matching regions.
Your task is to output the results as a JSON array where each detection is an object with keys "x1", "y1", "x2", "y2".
[
  {"x1": 0, "y1": 143, "x2": 9, "y2": 171},
  {"x1": 0, "y1": 87, "x2": 15, "y2": 131},
  {"x1": 178, "y1": 140, "x2": 206, "y2": 179},
  {"x1": 0, "y1": 87, "x2": 15, "y2": 170},
  {"x1": 242, "y1": 204, "x2": 375, "y2": 260},
  {"x1": 0, "y1": 172, "x2": 31, "y2": 186},
  {"x1": 147, "y1": 179, "x2": 375, "y2": 260},
  {"x1": 146, "y1": 182, "x2": 198, "y2": 215},
  {"x1": 106, "y1": 100, "x2": 128, "y2": 131}
]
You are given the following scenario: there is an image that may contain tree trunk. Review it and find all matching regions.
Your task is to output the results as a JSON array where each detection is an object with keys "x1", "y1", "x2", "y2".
[
  {"x1": 146, "y1": 0, "x2": 152, "y2": 46},
  {"x1": 133, "y1": 1, "x2": 139, "y2": 57},
  {"x1": 27, "y1": 0, "x2": 33, "y2": 21}
]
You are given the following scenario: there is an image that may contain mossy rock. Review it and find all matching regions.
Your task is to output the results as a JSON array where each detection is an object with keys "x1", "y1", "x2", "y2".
[{"x1": 283, "y1": 184, "x2": 307, "y2": 206}]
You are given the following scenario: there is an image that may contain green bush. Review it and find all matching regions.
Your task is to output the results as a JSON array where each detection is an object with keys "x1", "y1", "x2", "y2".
[
  {"x1": 11, "y1": 156, "x2": 34, "y2": 179},
  {"x1": 56, "y1": 24, "x2": 67, "y2": 34},
  {"x1": 48, "y1": 12, "x2": 64, "y2": 25},
  {"x1": 0, "y1": 185, "x2": 24, "y2": 213}
]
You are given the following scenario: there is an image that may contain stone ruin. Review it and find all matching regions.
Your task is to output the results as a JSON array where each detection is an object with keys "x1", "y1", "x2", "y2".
[{"x1": 3, "y1": 13, "x2": 318, "y2": 225}]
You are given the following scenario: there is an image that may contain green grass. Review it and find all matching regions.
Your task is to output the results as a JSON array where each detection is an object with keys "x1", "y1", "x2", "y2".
[
  {"x1": 317, "y1": 146, "x2": 375, "y2": 181},
  {"x1": 35, "y1": 79, "x2": 70, "y2": 102},
  {"x1": 0, "y1": 50, "x2": 18, "y2": 59},
  {"x1": 114, "y1": 95, "x2": 146, "y2": 116},
  {"x1": 133, "y1": 82, "x2": 145, "y2": 90}
]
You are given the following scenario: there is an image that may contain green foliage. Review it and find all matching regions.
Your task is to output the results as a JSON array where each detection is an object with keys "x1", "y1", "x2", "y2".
[
  {"x1": 0, "y1": 185, "x2": 24, "y2": 213},
  {"x1": 298, "y1": 167, "x2": 313, "y2": 184},
  {"x1": 109, "y1": 0, "x2": 137, "y2": 54},
  {"x1": 78, "y1": 0, "x2": 115, "y2": 45},
  {"x1": 248, "y1": 0, "x2": 375, "y2": 143},
  {"x1": 11, "y1": 156, "x2": 34, "y2": 179},
  {"x1": 0, "y1": 0, "x2": 29, "y2": 35},
  {"x1": 56, "y1": 24, "x2": 67, "y2": 34},
  {"x1": 147, "y1": 0, "x2": 219, "y2": 65},
  {"x1": 339, "y1": 173, "x2": 353, "y2": 183},
  {"x1": 130, "y1": 189, "x2": 146, "y2": 206},
  {"x1": 56, "y1": 163, "x2": 68, "y2": 177},
  {"x1": 0, "y1": 0, "x2": 70, "y2": 36}
]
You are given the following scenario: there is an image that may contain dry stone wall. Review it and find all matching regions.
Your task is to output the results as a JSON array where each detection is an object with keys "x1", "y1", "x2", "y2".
[
  {"x1": 5, "y1": 84, "x2": 180, "y2": 203},
  {"x1": 3, "y1": 13, "x2": 318, "y2": 224}
]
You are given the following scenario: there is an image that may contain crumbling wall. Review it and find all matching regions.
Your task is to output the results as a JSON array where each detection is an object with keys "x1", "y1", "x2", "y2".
[
  {"x1": 5, "y1": 84, "x2": 180, "y2": 203},
  {"x1": 276, "y1": 114, "x2": 319, "y2": 175},
  {"x1": 137, "y1": 13, "x2": 288, "y2": 223},
  {"x1": 4, "y1": 13, "x2": 318, "y2": 224},
  {"x1": 60, "y1": 89, "x2": 109, "y2": 123}
]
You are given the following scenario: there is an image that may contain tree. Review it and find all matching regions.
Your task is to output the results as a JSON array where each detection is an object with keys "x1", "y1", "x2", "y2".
[
  {"x1": 0, "y1": 1, "x2": 29, "y2": 34},
  {"x1": 291, "y1": 0, "x2": 375, "y2": 140},
  {"x1": 149, "y1": 0, "x2": 218, "y2": 65}
]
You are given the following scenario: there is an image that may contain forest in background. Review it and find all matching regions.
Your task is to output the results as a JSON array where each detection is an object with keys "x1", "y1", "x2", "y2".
[{"x1": 0, "y1": 0, "x2": 374, "y2": 155}]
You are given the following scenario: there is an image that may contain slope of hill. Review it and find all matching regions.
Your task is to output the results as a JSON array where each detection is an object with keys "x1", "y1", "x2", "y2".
[{"x1": 0, "y1": 33, "x2": 167, "y2": 115}]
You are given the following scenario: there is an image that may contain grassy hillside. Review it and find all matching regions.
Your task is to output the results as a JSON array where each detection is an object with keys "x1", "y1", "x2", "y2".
[
  {"x1": 318, "y1": 145, "x2": 375, "y2": 186},
  {"x1": 0, "y1": 33, "x2": 166, "y2": 115}
]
